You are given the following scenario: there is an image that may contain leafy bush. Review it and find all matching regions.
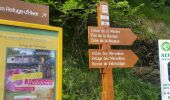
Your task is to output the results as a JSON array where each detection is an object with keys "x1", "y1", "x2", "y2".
[
  {"x1": 63, "y1": 57, "x2": 101, "y2": 100},
  {"x1": 114, "y1": 69, "x2": 160, "y2": 100},
  {"x1": 165, "y1": 0, "x2": 170, "y2": 6}
]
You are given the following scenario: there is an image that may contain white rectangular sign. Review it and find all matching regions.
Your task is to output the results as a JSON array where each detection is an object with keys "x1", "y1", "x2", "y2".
[
  {"x1": 101, "y1": 5, "x2": 108, "y2": 14},
  {"x1": 101, "y1": 21, "x2": 110, "y2": 26},
  {"x1": 101, "y1": 15, "x2": 109, "y2": 20},
  {"x1": 159, "y1": 40, "x2": 170, "y2": 100}
]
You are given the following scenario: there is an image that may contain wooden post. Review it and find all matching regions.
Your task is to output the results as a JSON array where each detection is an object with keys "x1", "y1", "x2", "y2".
[
  {"x1": 101, "y1": 44, "x2": 114, "y2": 100},
  {"x1": 101, "y1": 68, "x2": 114, "y2": 100},
  {"x1": 101, "y1": 45, "x2": 114, "y2": 100},
  {"x1": 97, "y1": 0, "x2": 114, "y2": 99}
]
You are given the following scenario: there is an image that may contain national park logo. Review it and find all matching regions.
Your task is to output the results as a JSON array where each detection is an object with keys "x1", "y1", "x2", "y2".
[{"x1": 161, "y1": 42, "x2": 170, "y2": 51}]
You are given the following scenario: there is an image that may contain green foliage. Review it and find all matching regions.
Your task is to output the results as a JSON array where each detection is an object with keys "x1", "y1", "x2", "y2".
[
  {"x1": 165, "y1": 0, "x2": 170, "y2": 6},
  {"x1": 109, "y1": 0, "x2": 144, "y2": 27},
  {"x1": 60, "y1": 0, "x2": 84, "y2": 14},
  {"x1": 133, "y1": 39, "x2": 159, "y2": 68},
  {"x1": 63, "y1": 57, "x2": 101, "y2": 100},
  {"x1": 114, "y1": 69, "x2": 160, "y2": 100},
  {"x1": 130, "y1": 0, "x2": 170, "y2": 68},
  {"x1": 135, "y1": 0, "x2": 170, "y2": 26},
  {"x1": 7, "y1": 48, "x2": 20, "y2": 56}
]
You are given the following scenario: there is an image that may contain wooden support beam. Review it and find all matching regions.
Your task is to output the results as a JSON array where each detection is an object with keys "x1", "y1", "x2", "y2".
[
  {"x1": 97, "y1": 1, "x2": 114, "y2": 100},
  {"x1": 101, "y1": 68, "x2": 114, "y2": 100},
  {"x1": 101, "y1": 45, "x2": 114, "y2": 100}
]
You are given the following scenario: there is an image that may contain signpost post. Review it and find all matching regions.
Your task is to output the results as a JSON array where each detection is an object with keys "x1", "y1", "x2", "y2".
[{"x1": 88, "y1": 1, "x2": 139, "y2": 100}]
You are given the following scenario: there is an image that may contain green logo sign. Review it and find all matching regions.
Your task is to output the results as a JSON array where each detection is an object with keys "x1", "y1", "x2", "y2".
[{"x1": 161, "y1": 42, "x2": 170, "y2": 51}]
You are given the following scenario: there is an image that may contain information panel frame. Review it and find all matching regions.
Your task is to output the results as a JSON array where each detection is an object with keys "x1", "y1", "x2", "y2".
[
  {"x1": 0, "y1": 19, "x2": 62, "y2": 100},
  {"x1": 159, "y1": 40, "x2": 170, "y2": 100}
]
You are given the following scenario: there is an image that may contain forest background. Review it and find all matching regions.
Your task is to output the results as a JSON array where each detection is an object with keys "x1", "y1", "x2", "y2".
[{"x1": 22, "y1": 0, "x2": 170, "y2": 99}]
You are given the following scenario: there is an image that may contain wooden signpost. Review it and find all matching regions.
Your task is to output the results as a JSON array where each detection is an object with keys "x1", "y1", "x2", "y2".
[{"x1": 88, "y1": 1, "x2": 139, "y2": 100}]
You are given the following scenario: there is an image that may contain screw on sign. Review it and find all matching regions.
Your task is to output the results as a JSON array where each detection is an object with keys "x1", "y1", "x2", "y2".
[{"x1": 87, "y1": 1, "x2": 139, "y2": 100}]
